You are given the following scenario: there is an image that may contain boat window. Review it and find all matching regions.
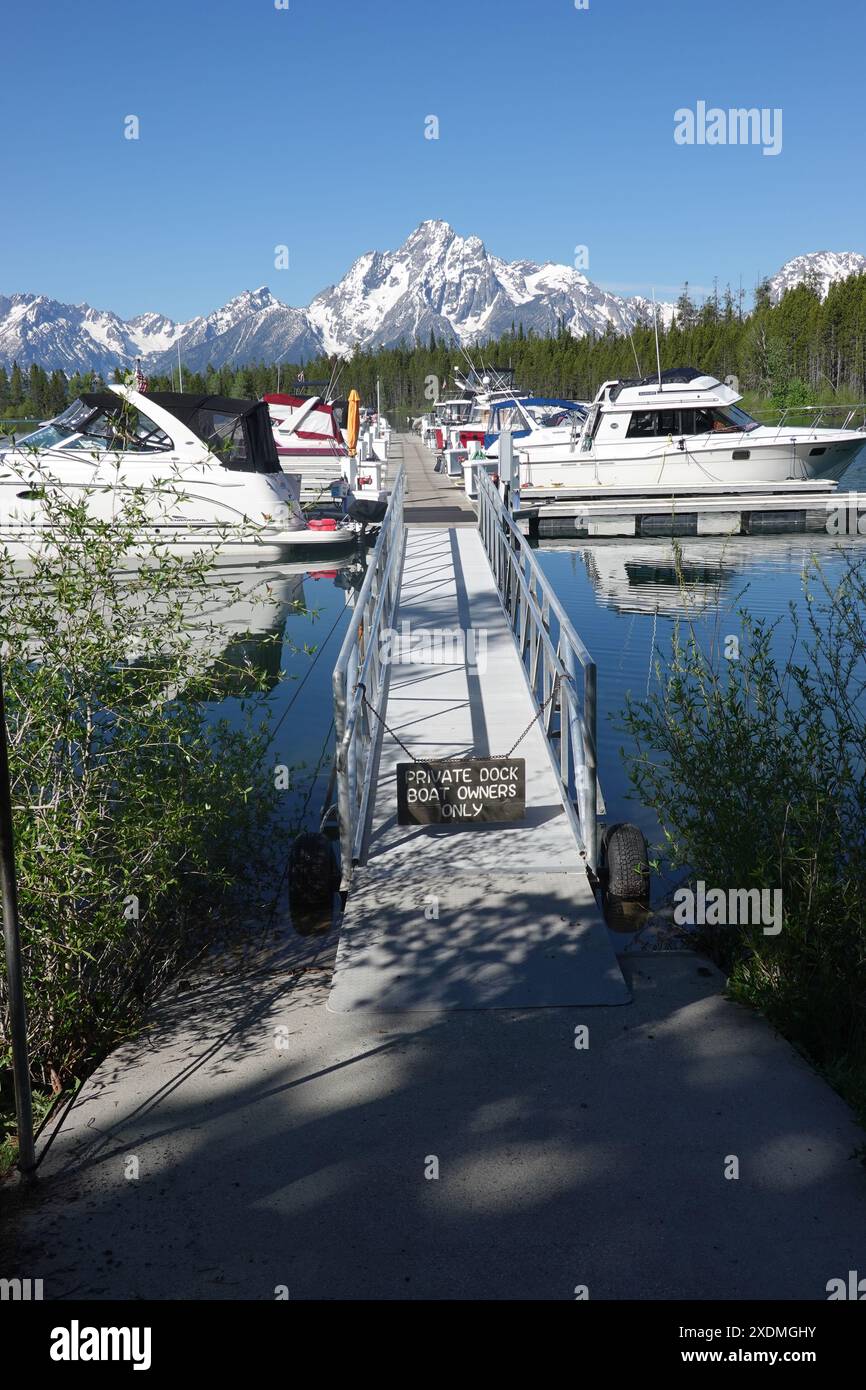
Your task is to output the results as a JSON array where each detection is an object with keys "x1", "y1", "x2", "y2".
[
  {"x1": 61, "y1": 405, "x2": 173, "y2": 452},
  {"x1": 197, "y1": 411, "x2": 248, "y2": 465},
  {"x1": 626, "y1": 411, "x2": 658, "y2": 438},
  {"x1": 626, "y1": 410, "x2": 680, "y2": 437}
]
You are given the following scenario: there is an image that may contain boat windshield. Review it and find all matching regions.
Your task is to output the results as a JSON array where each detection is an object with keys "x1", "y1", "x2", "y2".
[
  {"x1": 529, "y1": 406, "x2": 584, "y2": 429},
  {"x1": 17, "y1": 398, "x2": 103, "y2": 449},
  {"x1": 17, "y1": 422, "x2": 73, "y2": 450},
  {"x1": 18, "y1": 398, "x2": 173, "y2": 453},
  {"x1": 66, "y1": 405, "x2": 173, "y2": 452},
  {"x1": 713, "y1": 404, "x2": 760, "y2": 432},
  {"x1": 491, "y1": 403, "x2": 529, "y2": 433}
]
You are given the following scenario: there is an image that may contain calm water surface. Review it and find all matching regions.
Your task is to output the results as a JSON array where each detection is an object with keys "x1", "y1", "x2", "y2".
[{"x1": 209, "y1": 456, "x2": 866, "y2": 887}]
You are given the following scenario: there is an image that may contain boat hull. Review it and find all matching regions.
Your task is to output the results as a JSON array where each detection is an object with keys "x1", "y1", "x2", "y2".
[
  {"x1": 0, "y1": 452, "x2": 355, "y2": 557},
  {"x1": 516, "y1": 431, "x2": 865, "y2": 489}
]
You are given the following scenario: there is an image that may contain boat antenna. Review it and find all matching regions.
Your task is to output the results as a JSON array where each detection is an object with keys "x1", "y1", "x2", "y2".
[
  {"x1": 652, "y1": 288, "x2": 662, "y2": 387},
  {"x1": 627, "y1": 328, "x2": 643, "y2": 378},
  {"x1": 176, "y1": 341, "x2": 184, "y2": 393},
  {"x1": 331, "y1": 357, "x2": 346, "y2": 401}
]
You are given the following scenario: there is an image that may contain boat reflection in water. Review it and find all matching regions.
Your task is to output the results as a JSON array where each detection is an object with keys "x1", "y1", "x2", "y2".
[
  {"x1": 539, "y1": 532, "x2": 865, "y2": 619},
  {"x1": 2, "y1": 547, "x2": 365, "y2": 701},
  {"x1": 161, "y1": 555, "x2": 366, "y2": 698}
]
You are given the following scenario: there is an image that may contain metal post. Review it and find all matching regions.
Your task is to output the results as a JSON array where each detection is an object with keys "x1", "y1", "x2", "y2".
[
  {"x1": 499, "y1": 426, "x2": 519, "y2": 514},
  {"x1": 583, "y1": 662, "x2": 598, "y2": 873},
  {"x1": 0, "y1": 656, "x2": 36, "y2": 1180},
  {"x1": 332, "y1": 663, "x2": 353, "y2": 894}
]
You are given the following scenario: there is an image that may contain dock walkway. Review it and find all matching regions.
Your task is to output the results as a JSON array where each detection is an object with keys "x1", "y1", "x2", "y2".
[{"x1": 329, "y1": 435, "x2": 627, "y2": 1010}]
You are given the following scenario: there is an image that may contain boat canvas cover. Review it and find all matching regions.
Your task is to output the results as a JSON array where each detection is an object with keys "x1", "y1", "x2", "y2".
[
  {"x1": 265, "y1": 394, "x2": 347, "y2": 455},
  {"x1": 264, "y1": 395, "x2": 344, "y2": 444},
  {"x1": 147, "y1": 393, "x2": 281, "y2": 472},
  {"x1": 608, "y1": 367, "x2": 710, "y2": 401}
]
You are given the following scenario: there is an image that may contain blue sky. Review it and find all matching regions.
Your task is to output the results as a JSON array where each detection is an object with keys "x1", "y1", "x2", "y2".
[{"x1": 3, "y1": 0, "x2": 865, "y2": 320}]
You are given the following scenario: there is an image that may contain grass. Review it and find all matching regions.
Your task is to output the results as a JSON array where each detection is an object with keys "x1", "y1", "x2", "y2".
[{"x1": 0, "y1": 1086, "x2": 58, "y2": 1180}]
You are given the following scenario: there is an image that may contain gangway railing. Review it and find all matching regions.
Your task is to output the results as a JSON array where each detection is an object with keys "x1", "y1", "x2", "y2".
[
  {"x1": 332, "y1": 465, "x2": 406, "y2": 891},
  {"x1": 476, "y1": 467, "x2": 601, "y2": 872}
]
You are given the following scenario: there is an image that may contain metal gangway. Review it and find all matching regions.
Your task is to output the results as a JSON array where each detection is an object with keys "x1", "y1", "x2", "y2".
[
  {"x1": 332, "y1": 462, "x2": 602, "y2": 892},
  {"x1": 329, "y1": 436, "x2": 627, "y2": 1010}
]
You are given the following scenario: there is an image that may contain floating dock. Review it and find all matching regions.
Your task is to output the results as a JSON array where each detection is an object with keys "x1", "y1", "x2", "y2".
[
  {"x1": 328, "y1": 434, "x2": 629, "y2": 1011},
  {"x1": 438, "y1": 448, "x2": 862, "y2": 539},
  {"x1": 518, "y1": 479, "x2": 861, "y2": 539}
]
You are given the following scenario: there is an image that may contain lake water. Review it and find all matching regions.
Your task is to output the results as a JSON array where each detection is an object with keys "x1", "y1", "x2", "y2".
[{"x1": 209, "y1": 455, "x2": 866, "y2": 895}]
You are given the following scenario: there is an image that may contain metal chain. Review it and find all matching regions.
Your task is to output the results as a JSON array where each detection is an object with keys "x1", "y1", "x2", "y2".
[
  {"x1": 358, "y1": 673, "x2": 564, "y2": 764},
  {"x1": 358, "y1": 683, "x2": 421, "y2": 763},
  {"x1": 503, "y1": 674, "x2": 562, "y2": 758}
]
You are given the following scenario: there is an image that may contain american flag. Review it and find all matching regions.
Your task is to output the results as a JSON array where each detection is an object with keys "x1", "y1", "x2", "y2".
[{"x1": 134, "y1": 358, "x2": 149, "y2": 392}]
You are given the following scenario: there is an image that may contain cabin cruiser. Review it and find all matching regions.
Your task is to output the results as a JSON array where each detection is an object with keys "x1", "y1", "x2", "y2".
[
  {"x1": 265, "y1": 392, "x2": 389, "y2": 499},
  {"x1": 422, "y1": 366, "x2": 523, "y2": 453},
  {"x1": 511, "y1": 368, "x2": 866, "y2": 489},
  {"x1": 0, "y1": 387, "x2": 358, "y2": 554},
  {"x1": 442, "y1": 367, "x2": 526, "y2": 451}
]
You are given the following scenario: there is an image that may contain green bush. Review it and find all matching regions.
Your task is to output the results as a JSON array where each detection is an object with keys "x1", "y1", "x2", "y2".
[
  {"x1": 618, "y1": 549, "x2": 866, "y2": 1114},
  {"x1": 0, "y1": 481, "x2": 283, "y2": 1093}
]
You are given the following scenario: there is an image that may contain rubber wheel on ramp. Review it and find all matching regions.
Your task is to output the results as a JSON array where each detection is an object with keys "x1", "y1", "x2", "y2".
[
  {"x1": 601, "y1": 822, "x2": 650, "y2": 930},
  {"x1": 289, "y1": 832, "x2": 339, "y2": 935}
]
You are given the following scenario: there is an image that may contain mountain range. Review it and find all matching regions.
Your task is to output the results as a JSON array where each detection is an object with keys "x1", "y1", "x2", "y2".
[{"x1": 1, "y1": 222, "x2": 864, "y2": 376}]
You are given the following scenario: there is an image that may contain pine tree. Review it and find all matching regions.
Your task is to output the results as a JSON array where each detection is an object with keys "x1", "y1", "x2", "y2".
[{"x1": 9, "y1": 361, "x2": 24, "y2": 409}]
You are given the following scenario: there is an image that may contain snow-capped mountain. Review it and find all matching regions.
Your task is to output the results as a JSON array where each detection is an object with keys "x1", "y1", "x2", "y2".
[
  {"x1": 0, "y1": 293, "x2": 182, "y2": 377},
  {"x1": 308, "y1": 220, "x2": 670, "y2": 353},
  {"x1": 0, "y1": 288, "x2": 321, "y2": 377},
  {"x1": 767, "y1": 251, "x2": 866, "y2": 303},
  {"x1": 3, "y1": 225, "x2": 865, "y2": 375},
  {"x1": 147, "y1": 288, "x2": 321, "y2": 375}
]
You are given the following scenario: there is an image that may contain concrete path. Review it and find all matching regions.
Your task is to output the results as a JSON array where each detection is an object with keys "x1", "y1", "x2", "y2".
[{"x1": 3, "y1": 935, "x2": 864, "y2": 1301}]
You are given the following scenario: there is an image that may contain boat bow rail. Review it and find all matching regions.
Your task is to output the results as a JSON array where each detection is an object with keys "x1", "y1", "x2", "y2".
[
  {"x1": 477, "y1": 466, "x2": 601, "y2": 871},
  {"x1": 750, "y1": 402, "x2": 866, "y2": 434},
  {"x1": 332, "y1": 464, "x2": 405, "y2": 891}
]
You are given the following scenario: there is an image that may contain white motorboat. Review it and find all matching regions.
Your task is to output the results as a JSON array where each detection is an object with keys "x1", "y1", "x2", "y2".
[
  {"x1": 264, "y1": 391, "x2": 348, "y2": 494},
  {"x1": 441, "y1": 366, "x2": 526, "y2": 452},
  {"x1": 421, "y1": 366, "x2": 524, "y2": 453},
  {"x1": 509, "y1": 368, "x2": 866, "y2": 489},
  {"x1": 480, "y1": 396, "x2": 588, "y2": 465},
  {"x1": 265, "y1": 392, "x2": 390, "y2": 500},
  {"x1": 0, "y1": 386, "x2": 358, "y2": 555}
]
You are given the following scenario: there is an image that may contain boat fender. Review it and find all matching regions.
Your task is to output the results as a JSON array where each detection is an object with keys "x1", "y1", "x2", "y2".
[{"x1": 288, "y1": 831, "x2": 339, "y2": 935}]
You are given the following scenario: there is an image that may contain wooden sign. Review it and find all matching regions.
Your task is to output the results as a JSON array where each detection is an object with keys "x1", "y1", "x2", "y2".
[{"x1": 396, "y1": 758, "x2": 526, "y2": 826}]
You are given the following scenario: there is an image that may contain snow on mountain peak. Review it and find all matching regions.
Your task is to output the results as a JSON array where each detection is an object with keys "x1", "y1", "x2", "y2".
[
  {"x1": 3, "y1": 227, "x2": 866, "y2": 375},
  {"x1": 767, "y1": 250, "x2": 866, "y2": 302}
]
